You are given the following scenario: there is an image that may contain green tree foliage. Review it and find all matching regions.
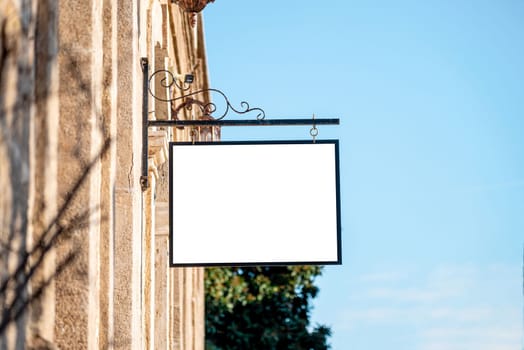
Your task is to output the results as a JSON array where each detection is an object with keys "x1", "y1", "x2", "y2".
[{"x1": 205, "y1": 266, "x2": 331, "y2": 350}]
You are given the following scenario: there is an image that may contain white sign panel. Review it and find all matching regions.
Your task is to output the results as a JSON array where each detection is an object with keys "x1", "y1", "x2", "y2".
[{"x1": 169, "y1": 140, "x2": 341, "y2": 266}]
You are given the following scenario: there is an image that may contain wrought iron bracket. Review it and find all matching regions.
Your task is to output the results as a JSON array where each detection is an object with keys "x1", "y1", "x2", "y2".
[
  {"x1": 140, "y1": 57, "x2": 340, "y2": 191},
  {"x1": 141, "y1": 58, "x2": 150, "y2": 191}
]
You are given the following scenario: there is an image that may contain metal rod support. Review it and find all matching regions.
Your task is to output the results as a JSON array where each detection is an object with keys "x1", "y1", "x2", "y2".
[
  {"x1": 148, "y1": 118, "x2": 340, "y2": 127},
  {"x1": 141, "y1": 58, "x2": 149, "y2": 191}
]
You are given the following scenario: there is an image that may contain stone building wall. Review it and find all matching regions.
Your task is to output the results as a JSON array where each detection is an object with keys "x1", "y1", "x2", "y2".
[{"x1": 0, "y1": 0, "x2": 211, "y2": 348}]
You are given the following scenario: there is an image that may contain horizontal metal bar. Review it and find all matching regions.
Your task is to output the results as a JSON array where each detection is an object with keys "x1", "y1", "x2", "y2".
[{"x1": 147, "y1": 118, "x2": 340, "y2": 127}]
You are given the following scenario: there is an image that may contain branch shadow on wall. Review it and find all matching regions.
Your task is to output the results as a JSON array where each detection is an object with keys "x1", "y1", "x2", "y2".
[
  {"x1": 0, "y1": 138, "x2": 112, "y2": 336},
  {"x1": 0, "y1": 8, "x2": 113, "y2": 345}
]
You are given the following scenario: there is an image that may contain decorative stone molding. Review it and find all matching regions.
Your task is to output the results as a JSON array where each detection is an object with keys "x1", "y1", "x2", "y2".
[
  {"x1": 148, "y1": 129, "x2": 169, "y2": 181},
  {"x1": 155, "y1": 202, "x2": 169, "y2": 237},
  {"x1": 171, "y1": 0, "x2": 215, "y2": 28}
]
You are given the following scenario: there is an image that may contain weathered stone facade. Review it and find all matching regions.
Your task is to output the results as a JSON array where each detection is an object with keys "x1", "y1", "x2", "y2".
[{"x1": 0, "y1": 0, "x2": 211, "y2": 348}]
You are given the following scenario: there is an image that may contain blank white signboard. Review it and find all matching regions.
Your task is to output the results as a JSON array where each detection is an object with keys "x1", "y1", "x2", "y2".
[{"x1": 169, "y1": 140, "x2": 341, "y2": 266}]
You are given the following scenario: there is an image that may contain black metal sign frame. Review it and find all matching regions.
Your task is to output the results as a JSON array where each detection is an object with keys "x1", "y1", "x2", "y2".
[{"x1": 169, "y1": 140, "x2": 342, "y2": 267}]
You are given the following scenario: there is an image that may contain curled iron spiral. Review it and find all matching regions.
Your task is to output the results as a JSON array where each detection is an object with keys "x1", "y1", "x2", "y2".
[
  {"x1": 148, "y1": 69, "x2": 191, "y2": 101},
  {"x1": 148, "y1": 70, "x2": 265, "y2": 121}
]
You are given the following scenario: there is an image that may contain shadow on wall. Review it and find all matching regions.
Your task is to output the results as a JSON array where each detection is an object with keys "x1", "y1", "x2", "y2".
[{"x1": 0, "y1": 1, "x2": 112, "y2": 347}]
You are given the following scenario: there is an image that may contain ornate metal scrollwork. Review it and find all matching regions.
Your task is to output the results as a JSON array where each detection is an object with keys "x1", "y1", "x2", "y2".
[
  {"x1": 148, "y1": 69, "x2": 266, "y2": 121},
  {"x1": 148, "y1": 69, "x2": 191, "y2": 98}
]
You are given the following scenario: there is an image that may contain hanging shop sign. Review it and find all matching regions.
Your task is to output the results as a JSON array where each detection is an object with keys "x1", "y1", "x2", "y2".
[
  {"x1": 140, "y1": 58, "x2": 342, "y2": 267},
  {"x1": 169, "y1": 140, "x2": 341, "y2": 266}
]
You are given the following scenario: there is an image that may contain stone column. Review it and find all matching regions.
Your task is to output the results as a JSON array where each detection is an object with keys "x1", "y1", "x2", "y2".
[
  {"x1": 112, "y1": 0, "x2": 144, "y2": 348},
  {"x1": 154, "y1": 201, "x2": 170, "y2": 350},
  {"x1": 28, "y1": 0, "x2": 59, "y2": 347},
  {"x1": 140, "y1": 129, "x2": 168, "y2": 349},
  {"x1": 54, "y1": 0, "x2": 104, "y2": 347},
  {"x1": 0, "y1": 1, "x2": 31, "y2": 348},
  {"x1": 99, "y1": 0, "x2": 118, "y2": 347}
]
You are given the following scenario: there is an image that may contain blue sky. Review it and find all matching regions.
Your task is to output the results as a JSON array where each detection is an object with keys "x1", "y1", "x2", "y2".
[{"x1": 203, "y1": 1, "x2": 524, "y2": 349}]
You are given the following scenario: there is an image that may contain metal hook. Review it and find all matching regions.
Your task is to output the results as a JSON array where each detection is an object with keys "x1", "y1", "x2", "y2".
[{"x1": 310, "y1": 114, "x2": 318, "y2": 143}]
